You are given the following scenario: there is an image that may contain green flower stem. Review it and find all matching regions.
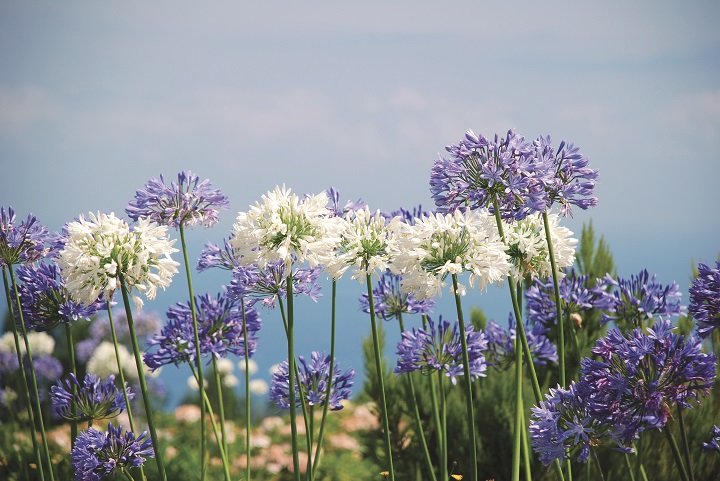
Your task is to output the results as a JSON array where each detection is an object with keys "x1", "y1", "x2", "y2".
[
  {"x1": 306, "y1": 405, "x2": 315, "y2": 480},
  {"x1": 366, "y1": 272, "x2": 395, "y2": 481},
  {"x1": 2, "y1": 268, "x2": 45, "y2": 481},
  {"x1": 397, "y1": 313, "x2": 438, "y2": 481},
  {"x1": 623, "y1": 453, "x2": 637, "y2": 481},
  {"x1": 450, "y1": 273, "x2": 478, "y2": 481},
  {"x1": 121, "y1": 468, "x2": 137, "y2": 481},
  {"x1": 438, "y1": 370, "x2": 448, "y2": 481},
  {"x1": 592, "y1": 450, "x2": 605, "y2": 481},
  {"x1": 677, "y1": 407, "x2": 695, "y2": 481},
  {"x1": 311, "y1": 280, "x2": 337, "y2": 478},
  {"x1": 241, "y1": 299, "x2": 252, "y2": 481},
  {"x1": 542, "y1": 212, "x2": 566, "y2": 387},
  {"x1": 189, "y1": 365, "x2": 232, "y2": 481},
  {"x1": 512, "y1": 291, "x2": 524, "y2": 481},
  {"x1": 521, "y1": 408, "x2": 532, "y2": 481},
  {"x1": 64, "y1": 323, "x2": 78, "y2": 446},
  {"x1": 286, "y1": 274, "x2": 302, "y2": 481},
  {"x1": 491, "y1": 198, "x2": 565, "y2": 481},
  {"x1": 422, "y1": 314, "x2": 443, "y2": 466},
  {"x1": 665, "y1": 427, "x2": 690, "y2": 481},
  {"x1": 8, "y1": 267, "x2": 55, "y2": 481},
  {"x1": 106, "y1": 304, "x2": 146, "y2": 481},
  {"x1": 178, "y1": 224, "x2": 207, "y2": 481},
  {"x1": 212, "y1": 357, "x2": 229, "y2": 459},
  {"x1": 117, "y1": 274, "x2": 167, "y2": 481}
]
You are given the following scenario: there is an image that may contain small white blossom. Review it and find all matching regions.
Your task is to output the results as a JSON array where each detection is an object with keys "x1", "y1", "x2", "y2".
[
  {"x1": 249, "y1": 378, "x2": 269, "y2": 396},
  {"x1": 391, "y1": 210, "x2": 511, "y2": 299},
  {"x1": 216, "y1": 357, "x2": 234, "y2": 375},
  {"x1": 503, "y1": 213, "x2": 577, "y2": 280},
  {"x1": 325, "y1": 207, "x2": 401, "y2": 281},
  {"x1": 86, "y1": 341, "x2": 137, "y2": 380},
  {"x1": 58, "y1": 212, "x2": 179, "y2": 309},
  {"x1": 231, "y1": 186, "x2": 341, "y2": 268},
  {"x1": 268, "y1": 363, "x2": 281, "y2": 375},
  {"x1": 187, "y1": 375, "x2": 199, "y2": 391},
  {"x1": 238, "y1": 358, "x2": 258, "y2": 375},
  {"x1": 223, "y1": 374, "x2": 239, "y2": 388},
  {"x1": 0, "y1": 331, "x2": 55, "y2": 356}
]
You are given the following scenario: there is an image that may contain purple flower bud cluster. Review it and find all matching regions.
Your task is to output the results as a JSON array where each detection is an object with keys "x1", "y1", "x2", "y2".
[
  {"x1": 531, "y1": 319, "x2": 716, "y2": 465},
  {"x1": 196, "y1": 237, "x2": 241, "y2": 272},
  {"x1": 395, "y1": 316, "x2": 488, "y2": 384},
  {"x1": 144, "y1": 292, "x2": 261, "y2": 369},
  {"x1": 703, "y1": 425, "x2": 720, "y2": 452},
  {"x1": 51, "y1": 373, "x2": 132, "y2": 422},
  {"x1": 485, "y1": 314, "x2": 557, "y2": 370},
  {"x1": 126, "y1": 170, "x2": 229, "y2": 229},
  {"x1": 270, "y1": 351, "x2": 354, "y2": 411},
  {"x1": 600, "y1": 269, "x2": 684, "y2": 327},
  {"x1": 228, "y1": 260, "x2": 321, "y2": 309},
  {"x1": 17, "y1": 261, "x2": 102, "y2": 331},
  {"x1": 326, "y1": 187, "x2": 366, "y2": 218},
  {"x1": 0, "y1": 206, "x2": 55, "y2": 267},
  {"x1": 525, "y1": 268, "x2": 613, "y2": 331},
  {"x1": 689, "y1": 260, "x2": 720, "y2": 339},
  {"x1": 72, "y1": 423, "x2": 154, "y2": 481},
  {"x1": 359, "y1": 271, "x2": 434, "y2": 321},
  {"x1": 381, "y1": 205, "x2": 431, "y2": 224}
]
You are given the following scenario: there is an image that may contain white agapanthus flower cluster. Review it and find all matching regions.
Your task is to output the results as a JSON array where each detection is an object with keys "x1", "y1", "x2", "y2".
[
  {"x1": 86, "y1": 341, "x2": 137, "y2": 380},
  {"x1": 58, "y1": 212, "x2": 179, "y2": 309},
  {"x1": 391, "y1": 210, "x2": 511, "y2": 299},
  {"x1": 0, "y1": 331, "x2": 55, "y2": 356},
  {"x1": 503, "y1": 213, "x2": 577, "y2": 280},
  {"x1": 325, "y1": 207, "x2": 401, "y2": 281},
  {"x1": 231, "y1": 186, "x2": 341, "y2": 269}
]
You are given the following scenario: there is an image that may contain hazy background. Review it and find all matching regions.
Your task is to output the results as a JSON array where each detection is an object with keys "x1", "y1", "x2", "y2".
[{"x1": 2, "y1": 1, "x2": 719, "y2": 408}]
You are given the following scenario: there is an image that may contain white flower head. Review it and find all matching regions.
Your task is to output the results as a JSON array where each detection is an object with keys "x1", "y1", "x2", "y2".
[
  {"x1": 325, "y1": 207, "x2": 401, "y2": 281},
  {"x1": 238, "y1": 358, "x2": 258, "y2": 375},
  {"x1": 87, "y1": 341, "x2": 137, "y2": 380},
  {"x1": 503, "y1": 213, "x2": 577, "y2": 280},
  {"x1": 0, "y1": 331, "x2": 55, "y2": 356},
  {"x1": 231, "y1": 186, "x2": 341, "y2": 269},
  {"x1": 391, "y1": 210, "x2": 511, "y2": 299},
  {"x1": 249, "y1": 378, "x2": 269, "y2": 396},
  {"x1": 58, "y1": 212, "x2": 179, "y2": 309},
  {"x1": 268, "y1": 363, "x2": 281, "y2": 375},
  {"x1": 187, "y1": 375, "x2": 199, "y2": 391},
  {"x1": 216, "y1": 357, "x2": 234, "y2": 375},
  {"x1": 223, "y1": 373, "x2": 239, "y2": 388}
]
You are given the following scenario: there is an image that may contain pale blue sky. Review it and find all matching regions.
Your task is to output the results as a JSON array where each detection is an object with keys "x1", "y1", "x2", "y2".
[{"x1": 1, "y1": 1, "x2": 719, "y2": 407}]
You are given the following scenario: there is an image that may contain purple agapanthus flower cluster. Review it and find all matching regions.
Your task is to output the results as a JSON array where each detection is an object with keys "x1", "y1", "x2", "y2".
[
  {"x1": 581, "y1": 319, "x2": 715, "y2": 444},
  {"x1": 0, "y1": 351, "x2": 62, "y2": 384},
  {"x1": 0, "y1": 206, "x2": 54, "y2": 267},
  {"x1": 525, "y1": 268, "x2": 613, "y2": 330},
  {"x1": 532, "y1": 135, "x2": 598, "y2": 216},
  {"x1": 485, "y1": 314, "x2": 557, "y2": 370},
  {"x1": 72, "y1": 423, "x2": 154, "y2": 481},
  {"x1": 51, "y1": 373, "x2": 133, "y2": 422},
  {"x1": 326, "y1": 187, "x2": 366, "y2": 218},
  {"x1": 600, "y1": 269, "x2": 684, "y2": 328},
  {"x1": 689, "y1": 260, "x2": 720, "y2": 339},
  {"x1": 17, "y1": 261, "x2": 102, "y2": 331},
  {"x1": 703, "y1": 425, "x2": 720, "y2": 452},
  {"x1": 228, "y1": 260, "x2": 321, "y2": 308},
  {"x1": 144, "y1": 292, "x2": 261, "y2": 369},
  {"x1": 359, "y1": 271, "x2": 434, "y2": 321},
  {"x1": 126, "y1": 171, "x2": 229, "y2": 229},
  {"x1": 395, "y1": 316, "x2": 488, "y2": 384},
  {"x1": 270, "y1": 351, "x2": 354, "y2": 411},
  {"x1": 381, "y1": 204, "x2": 431, "y2": 224},
  {"x1": 196, "y1": 237, "x2": 241, "y2": 272}
]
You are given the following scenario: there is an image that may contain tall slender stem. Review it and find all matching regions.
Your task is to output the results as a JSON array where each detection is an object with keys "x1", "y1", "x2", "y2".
[
  {"x1": 2, "y1": 268, "x2": 45, "y2": 481},
  {"x1": 450, "y1": 273, "x2": 478, "y2": 481},
  {"x1": 677, "y1": 407, "x2": 695, "y2": 481},
  {"x1": 286, "y1": 273, "x2": 301, "y2": 481},
  {"x1": 623, "y1": 453, "x2": 637, "y2": 481},
  {"x1": 521, "y1": 408, "x2": 532, "y2": 481},
  {"x1": 8, "y1": 267, "x2": 55, "y2": 481},
  {"x1": 366, "y1": 272, "x2": 395, "y2": 481},
  {"x1": 212, "y1": 358, "x2": 229, "y2": 459},
  {"x1": 106, "y1": 304, "x2": 146, "y2": 481},
  {"x1": 306, "y1": 406, "x2": 315, "y2": 480},
  {"x1": 438, "y1": 370, "x2": 448, "y2": 481},
  {"x1": 117, "y1": 274, "x2": 167, "y2": 481},
  {"x1": 665, "y1": 427, "x2": 690, "y2": 481},
  {"x1": 542, "y1": 212, "x2": 566, "y2": 387},
  {"x1": 178, "y1": 224, "x2": 207, "y2": 481},
  {"x1": 241, "y1": 299, "x2": 252, "y2": 481},
  {"x1": 64, "y1": 323, "x2": 78, "y2": 447},
  {"x1": 397, "y1": 314, "x2": 438, "y2": 481},
  {"x1": 512, "y1": 285, "x2": 524, "y2": 481},
  {"x1": 422, "y1": 314, "x2": 443, "y2": 468},
  {"x1": 591, "y1": 450, "x2": 605, "y2": 481},
  {"x1": 311, "y1": 280, "x2": 337, "y2": 478}
]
